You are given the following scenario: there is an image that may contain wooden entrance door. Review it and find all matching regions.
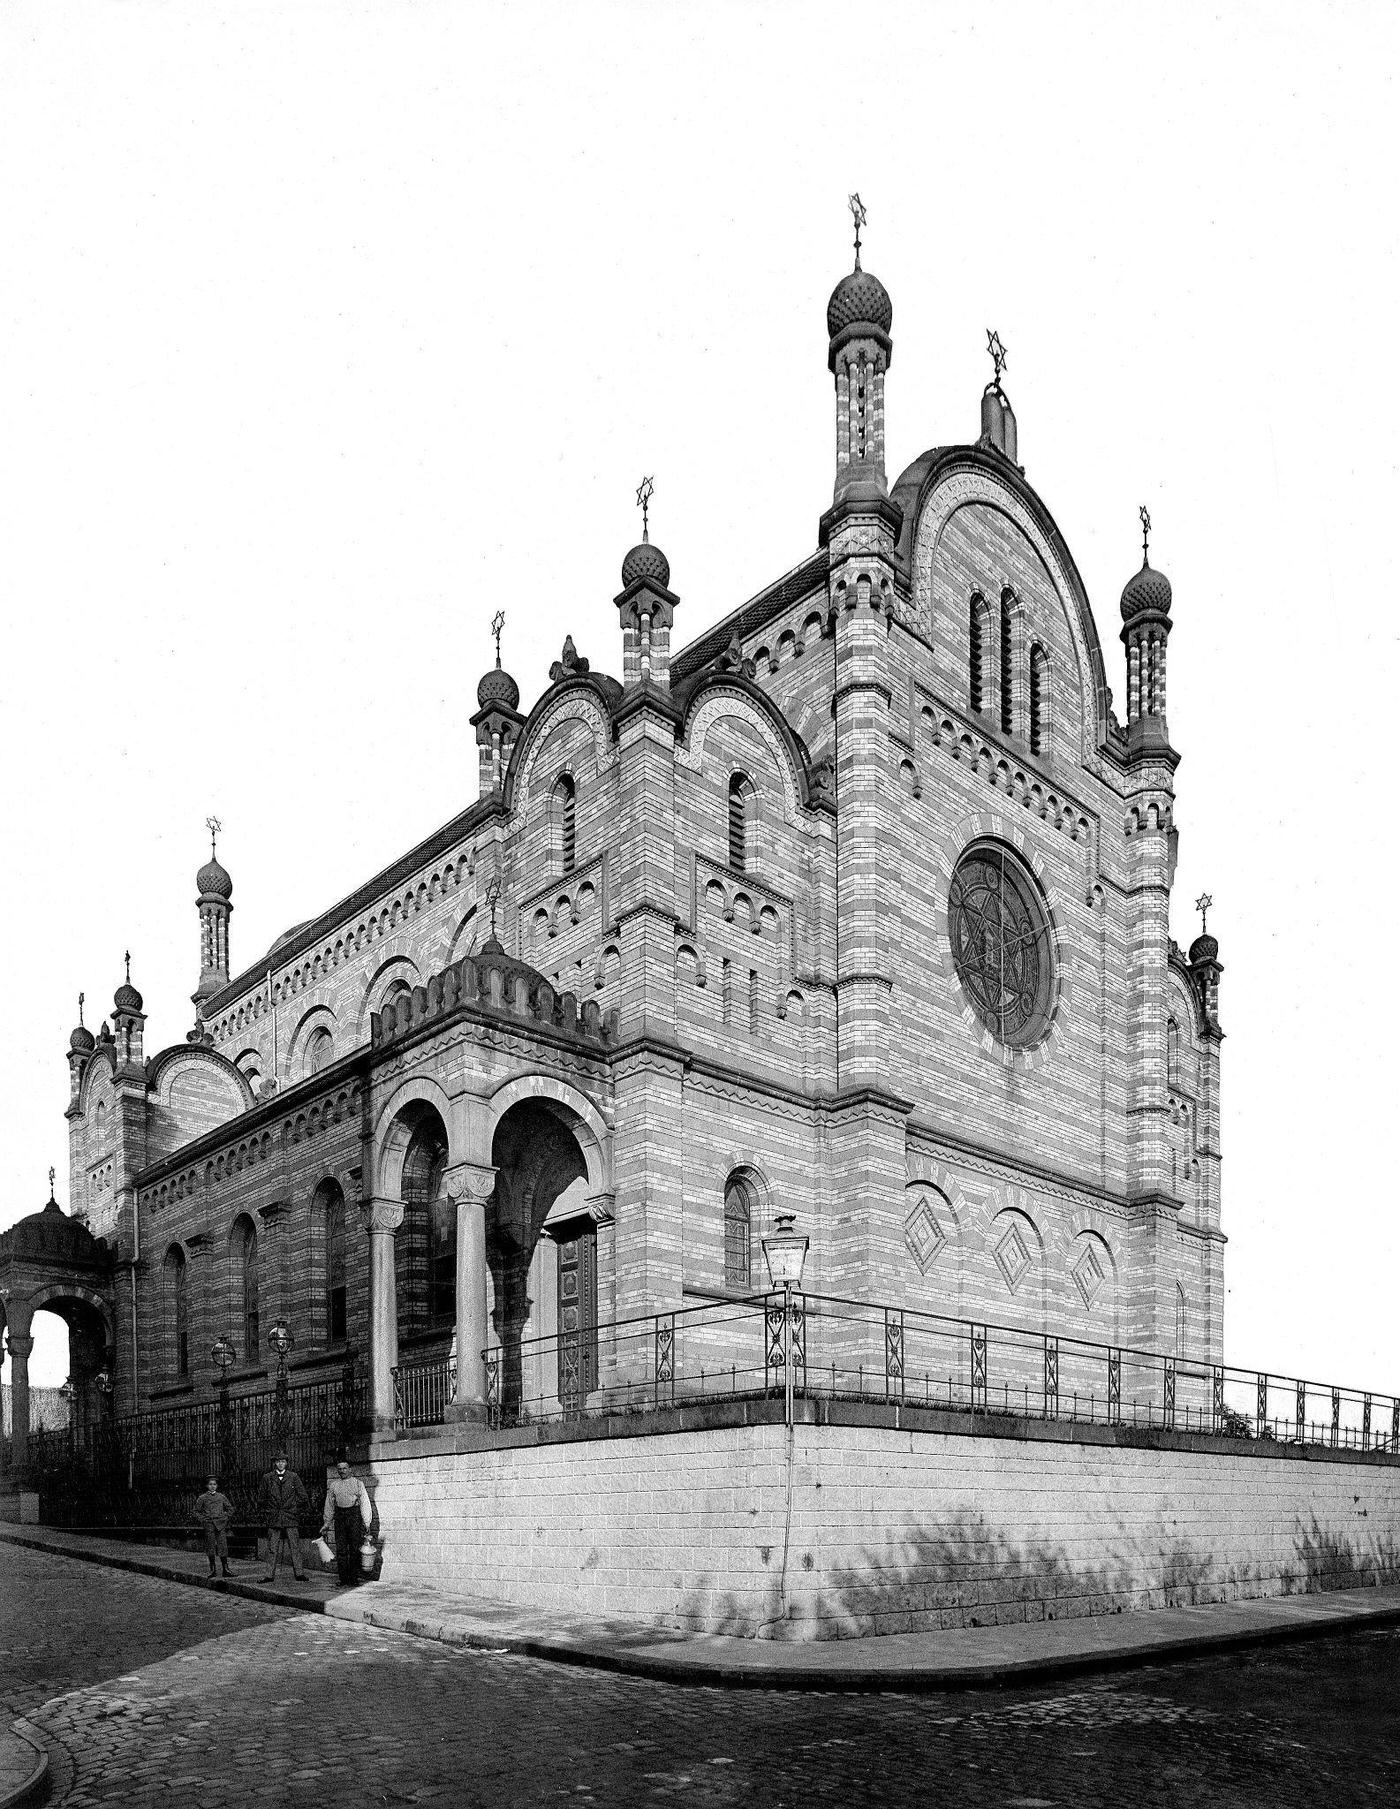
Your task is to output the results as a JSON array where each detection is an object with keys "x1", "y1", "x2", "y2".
[{"x1": 556, "y1": 1226, "x2": 597, "y2": 1417}]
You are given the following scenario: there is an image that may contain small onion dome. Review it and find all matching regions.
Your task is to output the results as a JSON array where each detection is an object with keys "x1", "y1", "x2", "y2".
[
  {"x1": 1120, "y1": 557, "x2": 1173, "y2": 622},
  {"x1": 826, "y1": 265, "x2": 893, "y2": 340},
  {"x1": 197, "y1": 853, "x2": 233, "y2": 899},
  {"x1": 621, "y1": 538, "x2": 671, "y2": 591},
  {"x1": 1190, "y1": 932, "x2": 1219, "y2": 965},
  {"x1": 477, "y1": 663, "x2": 520, "y2": 713},
  {"x1": 114, "y1": 977, "x2": 143, "y2": 1014},
  {"x1": 69, "y1": 1022, "x2": 96, "y2": 1055}
]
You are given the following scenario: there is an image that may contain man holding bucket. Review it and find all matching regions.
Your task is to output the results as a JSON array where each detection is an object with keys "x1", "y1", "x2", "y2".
[{"x1": 320, "y1": 1451, "x2": 376, "y2": 1586}]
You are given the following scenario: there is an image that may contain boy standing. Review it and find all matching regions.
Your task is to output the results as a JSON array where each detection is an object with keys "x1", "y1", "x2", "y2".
[{"x1": 193, "y1": 1476, "x2": 235, "y2": 1577}]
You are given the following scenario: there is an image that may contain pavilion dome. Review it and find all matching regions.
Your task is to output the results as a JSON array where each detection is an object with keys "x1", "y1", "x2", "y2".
[{"x1": 0, "y1": 1192, "x2": 108, "y2": 1270}]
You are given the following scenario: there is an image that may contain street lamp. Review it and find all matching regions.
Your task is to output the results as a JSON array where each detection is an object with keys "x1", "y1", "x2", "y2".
[
  {"x1": 762, "y1": 1211, "x2": 809, "y2": 1429},
  {"x1": 268, "y1": 1318, "x2": 294, "y2": 1444},
  {"x1": 211, "y1": 1334, "x2": 237, "y2": 1467}
]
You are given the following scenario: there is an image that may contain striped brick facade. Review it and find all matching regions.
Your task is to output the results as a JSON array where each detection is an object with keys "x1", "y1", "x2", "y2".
[{"x1": 61, "y1": 253, "x2": 1224, "y2": 1425}]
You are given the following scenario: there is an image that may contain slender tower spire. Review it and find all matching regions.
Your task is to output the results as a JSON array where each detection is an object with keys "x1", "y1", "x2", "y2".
[
  {"x1": 193, "y1": 817, "x2": 234, "y2": 1011},
  {"x1": 826, "y1": 195, "x2": 893, "y2": 502}
]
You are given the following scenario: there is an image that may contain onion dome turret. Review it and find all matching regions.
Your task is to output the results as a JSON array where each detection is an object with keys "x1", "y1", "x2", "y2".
[{"x1": 473, "y1": 610, "x2": 525, "y2": 796}]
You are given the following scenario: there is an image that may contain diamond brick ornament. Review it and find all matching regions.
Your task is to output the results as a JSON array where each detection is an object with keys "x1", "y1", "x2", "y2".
[
  {"x1": 904, "y1": 1197, "x2": 947, "y2": 1274},
  {"x1": 995, "y1": 1224, "x2": 1032, "y2": 1294}
]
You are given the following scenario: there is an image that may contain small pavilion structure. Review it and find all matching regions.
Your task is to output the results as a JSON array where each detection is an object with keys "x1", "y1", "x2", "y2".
[{"x1": 0, "y1": 1181, "x2": 115, "y2": 1481}]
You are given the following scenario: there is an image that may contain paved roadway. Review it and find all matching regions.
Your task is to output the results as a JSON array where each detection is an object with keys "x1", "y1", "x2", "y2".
[{"x1": 3, "y1": 1544, "x2": 1398, "y2": 1807}]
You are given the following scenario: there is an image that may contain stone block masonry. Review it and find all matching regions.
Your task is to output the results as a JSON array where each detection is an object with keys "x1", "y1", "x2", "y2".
[{"x1": 367, "y1": 1408, "x2": 1400, "y2": 1642}]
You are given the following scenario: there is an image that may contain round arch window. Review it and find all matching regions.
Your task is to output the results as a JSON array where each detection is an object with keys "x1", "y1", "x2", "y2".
[{"x1": 948, "y1": 843, "x2": 1055, "y2": 1047}]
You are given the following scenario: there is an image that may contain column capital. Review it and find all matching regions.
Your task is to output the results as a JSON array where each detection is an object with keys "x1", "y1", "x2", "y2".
[
  {"x1": 5, "y1": 1331, "x2": 34, "y2": 1360},
  {"x1": 361, "y1": 1196, "x2": 405, "y2": 1235},
  {"x1": 444, "y1": 1162, "x2": 498, "y2": 1206}
]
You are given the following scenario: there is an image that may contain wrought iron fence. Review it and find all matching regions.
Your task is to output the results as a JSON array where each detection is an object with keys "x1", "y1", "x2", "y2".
[
  {"x1": 23, "y1": 1360, "x2": 368, "y2": 1529},
  {"x1": 378, "y1": 1290, "x2": 1400, "y2": 1458},
  {"x1": 393, "y1": 1351, "x2": 456, "y2": 1429}
]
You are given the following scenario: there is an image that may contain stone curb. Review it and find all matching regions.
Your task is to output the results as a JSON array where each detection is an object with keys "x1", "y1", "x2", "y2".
[
  {"x1": 0, "y1": 1528, "x2": 327, "y2": 1617},
  {"x1": 7, "y1": 1526, "x2": 1400, "y2": 1694},
  {"x1": 324, "y1": 1591, "x2": 1400, "y2": 1692},
  {"x1": 0, "y1": 1721, "x2": 49, "y2": 1809}
]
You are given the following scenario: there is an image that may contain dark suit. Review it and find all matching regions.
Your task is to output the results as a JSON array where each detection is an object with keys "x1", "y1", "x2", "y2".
[{"x1": 257, "y1": 1467, "x2": 311, "y2": 1579}]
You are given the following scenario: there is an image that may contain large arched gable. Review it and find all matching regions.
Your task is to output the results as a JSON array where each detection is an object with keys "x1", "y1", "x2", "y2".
[
  {"x1": 898, "y1": 447, "x2": 1111, "y2": 757},
  {"x1": 677, "y1": 674, "x2": 822, "y2": 821},
  {"x1": 147, "y1": 1043, "x2": 254, "y2": 1110},
  {"x1": 500, "y1": 675, "x2": 619, "y2": 816},
  {"x1": 145, "y1": 1045, "x2": 251, "y2": 1163},
  {"x1": 1167, "y1": 953, "x2": 1208, "y2": 1040},
  {"x1": 76, "y1": 1045, "x2": 117, "y2": 1119}
]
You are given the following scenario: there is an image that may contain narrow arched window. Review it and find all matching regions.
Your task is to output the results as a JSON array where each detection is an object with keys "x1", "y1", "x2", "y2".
[
  {"x1": 166, "y1": 1245, "x2": 189, "y2": 1380},
  {"x1": 1029, "y1": 644, "x2": 1050, "y2": 756},
  {"x1": 305, "y1": 1026, "x2": 333, "y2": 1075},
  {"x1": 553, "y1": 773, "x2": 577, "y2": 875},
  {"x1": 969, "y1": 594, "x2": 987, "y2": 713},
  {"x1": 1167, "y1": 1018, "x2": 1180, "y2": 1089},
  {"x1": 1000, "y1": 593, "x2": 1016, "y2": 735},
  {"x1": 728, "y1": 774, "x2": 754, "y2": 872},
  {"x1": 748, "y1": 968, "x2": 759, "y2": 1036},
  {"x1": 1175, "y1": 1284, "x2": 1187, "y2": 1361},
  {"x1": 318, "y1": 1180, "x2": 347, "y2": 1344},
  {"x1": 233, "y1": 1215, "x2": 259, "y2": 1364},
  {"x1": 724, "y1": 1173, "x2": 756, "y2": 1289}
]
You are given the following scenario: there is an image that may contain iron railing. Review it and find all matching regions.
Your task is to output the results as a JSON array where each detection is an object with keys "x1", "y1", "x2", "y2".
[
  {"x1": 383, "y1": 1290, "x2": 1400, "y2": 1456},
  {"x1": 393, "y1": 1351, "x2": 456, "y2": 1429},
  {"x1": 22, "y1": 1359, "x2": 368, "y2": 1528}
]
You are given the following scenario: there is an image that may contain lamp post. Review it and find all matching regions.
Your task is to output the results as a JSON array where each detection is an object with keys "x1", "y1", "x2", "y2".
[
  {"x1": 211, "y1": 1334, "x2": 236, "y2": 1469},
  {"x1": 762, "y1": 1211, "x2": 809, "y2": 1429},
  {"x1": 268, "y1": 1318, "x2": 294, "y2": 1446}
]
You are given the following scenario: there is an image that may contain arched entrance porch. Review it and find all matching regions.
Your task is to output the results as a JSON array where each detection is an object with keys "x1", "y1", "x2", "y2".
[
  {"x1": 368, "y1": 1073, "x2": 612, "y2": 1432},
  {"x1": 487, "y1": 1099, "x2": 593, "y2": 1421}
]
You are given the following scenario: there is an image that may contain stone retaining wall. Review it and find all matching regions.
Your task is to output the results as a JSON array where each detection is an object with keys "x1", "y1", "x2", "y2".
[{"x1": 363, "y1": 1403, "x2": 1400, "y2": 1642}]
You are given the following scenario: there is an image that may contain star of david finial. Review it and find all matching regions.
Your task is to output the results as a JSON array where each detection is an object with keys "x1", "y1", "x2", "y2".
[
  {"x1": 124, "y1": 950, "x2": 131, "y2": 984},
  {"x1": 48, "y1": 1166, "x2": 55, "y2": 1202},
  {"x1": 1195, "y1": 893, "x2": 1212, "y2": 935},
  {"x1": 1140, "y1": 504, "x2": 1152, "y2": 564},
  {"x1": 986, "y1": 329, "x2": 1008, "y2": 387},
  {"x1": 635, "y1": 475, "x2": 654, "y2": 542},
  {"x1": 848, "y1": 192, "x2": 867, "y2": 267},
  {"x1": 485, "y1": 877, "x2": 502, "y2": 941},
  {"x1": 206, "y1": 815, "x2": 221, "y2": 858},
  {"x1": 78, "y1": 991, "x2": 85, "y2": 1027},
  {"x1": 490, "y1": 610, "x2": 505, "y2": 668}
]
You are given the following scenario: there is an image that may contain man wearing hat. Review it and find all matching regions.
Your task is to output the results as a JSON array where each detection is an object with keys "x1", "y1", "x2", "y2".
[{"x1": 257, "y1": 1451, "x2": 311, "y2": 1582}]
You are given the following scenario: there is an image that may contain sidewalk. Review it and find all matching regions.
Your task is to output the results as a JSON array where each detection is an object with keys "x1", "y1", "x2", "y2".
[
  {"x1": 0, "y1": 1720, "x2": 45, "y2": 1809},
  {"x1": 4, "y1": 1522, "x2": 1400, "y2": 1695}
]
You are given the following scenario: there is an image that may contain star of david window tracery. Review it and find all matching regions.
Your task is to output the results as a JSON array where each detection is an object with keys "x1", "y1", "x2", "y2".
[{"x1": 948, "y1": 845, "x2": 1054, "y2": 1048}]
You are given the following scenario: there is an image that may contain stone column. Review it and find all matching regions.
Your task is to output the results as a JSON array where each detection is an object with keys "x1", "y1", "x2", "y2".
[
  {"x1": 7, "y1": 1330, "x2": 34, "y2": 1477},
  {"x1": 362, "y1": 1199, "x2": 404, "y2": 1434},
  {"x1": 444, "y1": 1162, "x2": 498, "y2": 1423}
]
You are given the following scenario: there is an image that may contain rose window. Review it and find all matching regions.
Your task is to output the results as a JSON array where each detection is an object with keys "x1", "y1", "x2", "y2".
[{"x1": 948, "y1": 844, "x2": 1055, "y2": 1047}]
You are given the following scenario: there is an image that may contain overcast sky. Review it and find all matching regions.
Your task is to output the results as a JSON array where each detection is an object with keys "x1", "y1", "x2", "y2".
[{"x1": 3, "y1": 1, "x2": 1397, "y2": 1392}]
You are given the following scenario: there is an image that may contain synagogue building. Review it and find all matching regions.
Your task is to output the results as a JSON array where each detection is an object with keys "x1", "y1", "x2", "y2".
[{"x1": 1, "y1": 231, "x2": 1224, "y2": 1453}]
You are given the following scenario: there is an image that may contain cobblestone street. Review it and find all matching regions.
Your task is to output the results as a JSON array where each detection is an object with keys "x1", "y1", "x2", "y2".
[{"x1": 4, "y1": 1545, "x2": 1399, "y2": 1807}]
